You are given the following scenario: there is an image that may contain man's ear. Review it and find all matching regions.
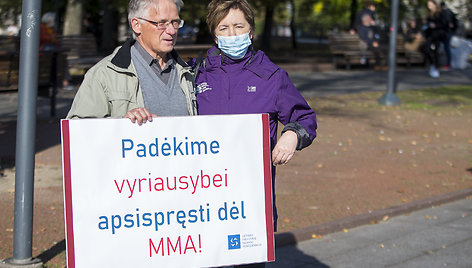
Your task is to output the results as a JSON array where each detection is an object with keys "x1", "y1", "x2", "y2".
[{"x1": 130, "y1": 17, "x2": 142, "y2": 35}]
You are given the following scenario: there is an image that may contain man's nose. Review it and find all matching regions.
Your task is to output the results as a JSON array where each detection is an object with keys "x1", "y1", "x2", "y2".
[{"x1": 165, "y1": 24, "x2": 177, "y2": 35}]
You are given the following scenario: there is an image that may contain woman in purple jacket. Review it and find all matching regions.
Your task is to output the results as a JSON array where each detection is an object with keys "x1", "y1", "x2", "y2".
[{"x1": 196, "y1": 1, "x2": 317, "y2": 262}]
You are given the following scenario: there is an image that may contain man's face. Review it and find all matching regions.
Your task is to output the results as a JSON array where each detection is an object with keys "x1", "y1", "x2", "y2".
[{"x1": 132, "y1": 0, "x2": 179, "y2": 58}]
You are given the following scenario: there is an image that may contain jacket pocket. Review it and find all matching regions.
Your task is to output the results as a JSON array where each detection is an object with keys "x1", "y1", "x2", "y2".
[{"x1": 107, "y1": 91, "x2": 135, "y2": 117}]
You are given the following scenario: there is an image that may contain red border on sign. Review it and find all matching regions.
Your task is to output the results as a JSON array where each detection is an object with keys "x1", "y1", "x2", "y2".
[
  {"x1": 261, "y1": 114, "x2": 275, "y2": 261},
  {"x1": 61, "y1": 120, "x2": 75, "y2": 268}
]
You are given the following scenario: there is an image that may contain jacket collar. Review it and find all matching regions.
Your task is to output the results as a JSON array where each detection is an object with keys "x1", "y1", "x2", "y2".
[
  {"x1": 205, "y1": 46, "x2": 278, "y2": 80},
  {"x1": 111, "y1": 38, "x2": 190, "y2": 70}
]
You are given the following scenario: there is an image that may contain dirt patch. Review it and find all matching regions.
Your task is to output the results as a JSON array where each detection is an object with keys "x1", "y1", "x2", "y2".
[
  {"x1": 0, "y1": 91, "x2": 471, "y2": 267},
  {"x1": 276, "y1": 92, "x2": 472, "y2": 231}
]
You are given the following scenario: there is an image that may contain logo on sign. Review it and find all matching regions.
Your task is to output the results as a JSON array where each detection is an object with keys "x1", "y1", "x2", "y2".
[{"x1": 228, "y1": 234, "x2": 241, "y2": 250}]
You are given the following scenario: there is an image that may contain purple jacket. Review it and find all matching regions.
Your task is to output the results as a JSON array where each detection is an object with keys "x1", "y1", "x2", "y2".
[
  {"x1": 196, "y1": 46, "x2": 317, "y2": 150},
  {"x1": 194, "y1": 46, "x2": 317, "y2": 230}
]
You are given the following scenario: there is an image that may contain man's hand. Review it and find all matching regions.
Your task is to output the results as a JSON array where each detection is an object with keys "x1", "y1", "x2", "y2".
[
  {"x1": 272, "y1": 130, "x2": 298, "y2": 165},
  {"x1": 125, "y1": 108, "x2": 156, "y2": 125}
]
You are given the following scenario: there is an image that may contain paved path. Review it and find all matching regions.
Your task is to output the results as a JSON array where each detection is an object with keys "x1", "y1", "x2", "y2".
[
  {"x1": 0, "y1": 68, "x2": 470, "y2": 122},
  {"x1": 289, "y1": 68, "x2": 472, "y2": 98},
  {"x1": 268, "y1": 198, "x2": 472, "y2": 267}
]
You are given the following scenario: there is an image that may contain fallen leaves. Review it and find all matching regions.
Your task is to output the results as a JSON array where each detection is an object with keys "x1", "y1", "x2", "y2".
[
  {"x1": 378, "y1": 136, "x2": 392, "y2": 142},
  {"x1": 312, "y1": 234, "x2": 323, "y2": 239}
]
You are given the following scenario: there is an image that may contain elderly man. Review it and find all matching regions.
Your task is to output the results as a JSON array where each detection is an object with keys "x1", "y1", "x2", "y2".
[{"x1": 67, "y1": 0, "x2": 196, "y2": 124}]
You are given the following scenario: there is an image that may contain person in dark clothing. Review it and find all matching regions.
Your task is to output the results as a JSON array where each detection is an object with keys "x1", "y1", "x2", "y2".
[
  {"x1": 357, "y1": 13, "x2": 387, "y2": 68},
  {"x1": 439, "y1": 1, "x2": 458, "y2": 70},
  {"x1": 423, "y1": 0, "x2": 448, "y2": 78},
  {"x1": 402, "y1": 18, "x2": 425, "y2": 52},
  {"x1": 351, "y1": 0, "x2": 376, "y2": 34}
]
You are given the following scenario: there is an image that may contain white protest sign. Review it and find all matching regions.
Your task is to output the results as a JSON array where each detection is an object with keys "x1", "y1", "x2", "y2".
[{"x1": 61, "y1": 114, "x2": 274, "y2": 268}]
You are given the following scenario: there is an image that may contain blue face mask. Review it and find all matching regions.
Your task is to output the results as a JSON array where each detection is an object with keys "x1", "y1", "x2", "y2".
[{"x1": 216, "y1": 32, "x2": 252, "y2": 60}]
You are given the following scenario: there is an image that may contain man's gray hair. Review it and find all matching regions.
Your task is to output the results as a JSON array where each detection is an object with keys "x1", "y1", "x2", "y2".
[{"x1": 128, "y1": 0, "x2": 183, "y2": 23}]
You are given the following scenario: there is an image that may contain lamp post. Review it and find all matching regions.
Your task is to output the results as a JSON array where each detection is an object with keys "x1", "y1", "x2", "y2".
[
  {"x1": 0, "y1": 0, "x2": 43, "y2": 266},
  {"x1": 379, "y1": 0, "x2": 401, "y2": 106}
]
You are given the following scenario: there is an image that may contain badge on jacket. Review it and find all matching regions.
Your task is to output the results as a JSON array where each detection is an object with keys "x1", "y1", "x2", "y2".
[
  {"x1": 247, "y1": 86, "x2": 257, "y2": 92},
  {"x1": 196, "y1": 82, "x2": 212, "y2": 94}
]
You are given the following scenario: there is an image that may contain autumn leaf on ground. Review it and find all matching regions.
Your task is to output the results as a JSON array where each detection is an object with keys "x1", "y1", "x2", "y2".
[{"x1": 312, "y1": 234, "x2": 323, "y2": 239}]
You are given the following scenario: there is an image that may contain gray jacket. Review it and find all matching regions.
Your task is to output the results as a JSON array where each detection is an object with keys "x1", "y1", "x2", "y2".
[{"x1": 67, "y1": 39, "x2": 197, "y2": 119}]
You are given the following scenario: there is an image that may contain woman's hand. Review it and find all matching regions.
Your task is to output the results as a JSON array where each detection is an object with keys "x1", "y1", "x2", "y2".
[
  {"x1": 125, "y1": 108, "x2": 156, "y2": 125},
  {"x1": 272, "y1": 130, "x2": 298, "y2": 165}
]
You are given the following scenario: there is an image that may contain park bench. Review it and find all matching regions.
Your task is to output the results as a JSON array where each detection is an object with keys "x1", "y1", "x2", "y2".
[
  {"x1": 395, "y1": 35, "x2": 424, "y2": 67},
  {"x1": 328, "y1": 31, "x2": 424, "y2": 70},
  {"x1": 0, "y1": 36, "x2": 20, "y2": 91},
  {"x1": 174, "y1": 44, "x2": 213, "y2": 61},
  {"x1": 59, "y1": 33, "x2": 102, "y2": 73},
  {"x1": 327, "y1": 32, "x2": 376, "y2": 70},
  {"x1": 0, "y1": 35, "x2": 66, "y2": 116}
]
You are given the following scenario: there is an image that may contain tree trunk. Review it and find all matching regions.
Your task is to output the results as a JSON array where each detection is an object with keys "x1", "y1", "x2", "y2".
[
  {"x1": 289, "y1": 0, "x2": 297, "y2": 49},
  {"x1": 261, "y1": 5, "x2": 274, "y2": 53},
  {"x1": 62, "y1": 0, "x2": 83, "y2": 36},
  {"x1": 350, "y1": 0, "x2": 358, "y2": 30},
  {"x1": 100, "y1": 0, "x2": 119, "y2": 54}
]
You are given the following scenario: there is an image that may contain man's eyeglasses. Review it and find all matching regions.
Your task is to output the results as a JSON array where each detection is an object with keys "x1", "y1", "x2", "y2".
[{"x1": 138, "y1": 17, "x2": 184, "y2": 30}]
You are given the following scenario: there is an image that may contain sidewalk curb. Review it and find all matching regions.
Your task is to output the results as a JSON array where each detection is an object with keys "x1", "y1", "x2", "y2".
[{"x1": 275, "y1": 188, "x2": 472, "y2": 248}]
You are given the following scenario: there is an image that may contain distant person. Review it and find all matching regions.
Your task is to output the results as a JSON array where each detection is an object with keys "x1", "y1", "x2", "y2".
[
  {"x1": 402, "y1": 18, "x2": 425, "y2": 52},
  {"x1": 40, "y1": 12, "x2": 72, "y2": 89},
  {"x1": 351, "y1": 0, "x2": 376, "y2": 34},
  {"x1": 358, "y1": 13, "x2": 386, "y2": 69},
  {"x1": 423, "y1": 0, "x2": 448, "y2": 78},
  {"x1": 40, "y1": 12, "x2": 58, "y2": 51},
  {"x1": 67, "y1": 0, "x2": 197, "y2": 121},
  {"x1": 439, "y1": 1, "x2": 458, "y2": 70}
]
